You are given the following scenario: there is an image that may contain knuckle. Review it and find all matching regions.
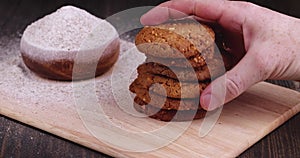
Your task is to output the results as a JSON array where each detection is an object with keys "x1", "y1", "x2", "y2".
[
  {"x1": 238, "y1": 1, "x2": 256, "y2": 9},
  {"x1": 226, "y1": 76, "x2": 243, "y2": 100},
  {"x1": 234, "y1": 1, "x2": 258, "y2": 14},
  {"x1": 252, "y1": 54, "x2": 271, "y2": 79}
]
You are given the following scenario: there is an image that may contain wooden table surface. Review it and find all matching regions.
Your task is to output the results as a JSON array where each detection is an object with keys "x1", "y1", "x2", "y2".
[{"x1": 0, "y1": 0, "x2": 299, "y2": 157}]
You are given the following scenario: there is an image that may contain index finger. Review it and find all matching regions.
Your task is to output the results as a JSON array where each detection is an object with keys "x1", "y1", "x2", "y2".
[{"x1": 141, "y1": 0, "x2": 249, "y2": 32}]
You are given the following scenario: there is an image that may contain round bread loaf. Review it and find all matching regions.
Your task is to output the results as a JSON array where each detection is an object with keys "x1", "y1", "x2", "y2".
[{"x1": 20, "y1": 6, "x2": 120, "y2": 80}]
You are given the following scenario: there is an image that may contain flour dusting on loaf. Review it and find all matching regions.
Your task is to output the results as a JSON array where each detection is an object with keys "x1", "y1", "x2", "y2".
[
  {"x1": 20, "y1": 6, "x2": 120, "y2": 80},
  {"x1": 21, "y1": 5, "x2": 118, "y2": 61}
]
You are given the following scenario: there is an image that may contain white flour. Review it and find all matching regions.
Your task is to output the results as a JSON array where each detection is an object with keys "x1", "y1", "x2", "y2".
[
  {"x1": 0, "y1": 36, "x2": 135, "y2": 108},
  {"x1": 0, "y1": 35, "x2": 165, "y2": 134}
]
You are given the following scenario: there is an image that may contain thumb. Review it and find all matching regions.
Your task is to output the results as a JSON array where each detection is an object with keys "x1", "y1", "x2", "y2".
[{"x1": 200, "y1": 52, "x2": 264, "y2": 111}]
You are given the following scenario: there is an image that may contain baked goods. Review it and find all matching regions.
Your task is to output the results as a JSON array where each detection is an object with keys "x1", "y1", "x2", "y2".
[
  {"x1": 145, "y1": 53, "x2": 207, "y2": 68},
  {"x1": 130, "y1": 73, "x2": 208, "y2": 99},
  {"x1": 129, "y1": 20, "x2": 232, "y2": 122},
  {"x1": 135, "y1": 22, "x2": 215, "y2": 59},
  {"x1": 137, "y1": 61, "x2": 225, "y2": 82},
  {"x1": 133, "y1": 101, "x2": 207, "y2": 122},
  {"x1": 20, "y1": 6, "x2": 120, "y2": 80},
  {"x1": 134, "y1": 93, "x2": 200, "y2": 110}
]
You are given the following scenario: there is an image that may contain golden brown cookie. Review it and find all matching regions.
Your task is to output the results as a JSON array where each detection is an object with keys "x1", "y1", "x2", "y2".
[
  {"x1": 145, "y1": 49, "x2": 234, "y2": 70},
  {"x1": 133, "y1": 101, "x2": 206, "y2": 122},
  {"x1": 135, "y1": 20, "x2": 215, "y2": 59},
  {"x1": 144, "y1": 46, "x2": 211, "y2": 68},
  {"x1": 134, "y1": 93, "x2": 200, "y2": 110},
  {"x1": 129, "y1": 73, "x2": 209, "y2": 99},
  {"x1": 130, "y1": 20, "x2": 222, "y2": 122},
  {"x1": 137, "y1": 62, "x2": 225, "y2": 82}
]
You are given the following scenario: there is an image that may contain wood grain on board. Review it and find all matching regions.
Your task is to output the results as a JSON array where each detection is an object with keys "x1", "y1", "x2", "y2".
[{"x1": 0, "y1": 66, "x2": 299, "y2": 158}]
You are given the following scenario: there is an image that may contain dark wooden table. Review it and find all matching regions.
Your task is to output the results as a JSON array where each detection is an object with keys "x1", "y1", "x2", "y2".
[{"x1": 0, "y1": 0, "x2": 299, "y2": 157}]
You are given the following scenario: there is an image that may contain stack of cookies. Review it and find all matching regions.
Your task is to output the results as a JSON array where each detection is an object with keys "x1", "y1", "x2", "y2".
[{"x1": 129, "y1": 20, "x2": 230, "y2": 121}]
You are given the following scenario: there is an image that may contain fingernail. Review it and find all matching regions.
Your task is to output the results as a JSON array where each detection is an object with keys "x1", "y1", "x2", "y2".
[
  {"x1": 201, "y1": 94, "x2": 211, "y2": 110},
  {"x1": 201, "y1": 94, "x2": 219, "y2": 111},
  {"x1": 140, "y1": 7, "x2": 169, "y2": 25},
  {"x1": 201, "y1": 85, "x2": 212, "y2": 110}
]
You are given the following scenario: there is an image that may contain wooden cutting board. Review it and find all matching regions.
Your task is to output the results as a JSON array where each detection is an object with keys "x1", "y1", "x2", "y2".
[{"x1": 0, "y1": 39, "x2": 300, "y2": 157}]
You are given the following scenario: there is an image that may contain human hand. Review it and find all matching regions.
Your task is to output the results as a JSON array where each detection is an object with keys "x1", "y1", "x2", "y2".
[{"x1": 140, "y1": 0, "x2": 300, "y2": 111}]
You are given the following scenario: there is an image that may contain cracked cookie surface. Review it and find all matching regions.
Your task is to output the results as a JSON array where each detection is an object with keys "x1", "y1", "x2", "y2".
[
  {"x1": 135, "y1": 21, "x2": 215, "y2": 59},
  {"x1": 129, "y1": 73, "x2": 209, "y2": 99}
]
